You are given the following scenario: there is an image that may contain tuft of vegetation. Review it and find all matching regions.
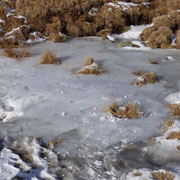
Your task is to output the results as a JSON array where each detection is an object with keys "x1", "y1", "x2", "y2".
[
  {"x1": 149, "y1": 59, "x2": 159, "y2": 64},
  {"x1": 40, "y1": 51, "x2": 60, "y2": 64},
  {"x1": 161, "y1": 119, "x2": 174, "y2": 132},
  {"x1": 166, "y1": 131, "x2": 180, "y2": 140},
  {"x1": 133, "y1": 172, "x2": 142, "y2": 177},
  {"x1": 166, "y1": 104, "x2": 180, "y2": 116},
  {"x1": 3, "y1": 47, "x2": 30, "y2": 59},
  {"x1": 46, "y1": 138, "x2": 62, "y2": 148},
  {"x1": 132, "y1": 71, "x2": 158, "y2": 86},
  {"x1": 75, "y1": 56, "x2": 105, "y2": 75},
  {"x1": 152, "y1": 171, "x2": 175, "y2": 180},
  {"x1": 105, "y1": 100, "x2": 140, "y2": 119}
]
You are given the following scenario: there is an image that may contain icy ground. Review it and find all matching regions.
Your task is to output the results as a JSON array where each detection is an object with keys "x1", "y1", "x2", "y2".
[{"x1": 0, "y1": 34, "x2": 180, "y2": 179}]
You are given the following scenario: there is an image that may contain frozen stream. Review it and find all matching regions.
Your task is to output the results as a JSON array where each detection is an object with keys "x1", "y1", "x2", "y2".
[{"x1": 0, "y1": 37, "x2": 180, "y2": 179}]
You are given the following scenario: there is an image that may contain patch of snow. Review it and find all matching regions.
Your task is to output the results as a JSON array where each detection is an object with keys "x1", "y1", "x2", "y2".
[
  {"x1": 115, "y1": 25, "x2": 153, "y2": 40},
  {"x1": 107, "y1": 34, "x2": 115, "y2": 42},
  {"x1": 147, "y1": 120, "x2": 180, "y2": 164},
  {"x1": 165, "y1": 91, "x2": 180, "y2": 104}
]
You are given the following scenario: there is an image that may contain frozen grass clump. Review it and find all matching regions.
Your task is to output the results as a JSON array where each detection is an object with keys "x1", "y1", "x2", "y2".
[
  {"x1": 105, "y1": 100, "x2": 140, "y2": 119},
  {"x1": 40, "y1": 51, "x2": 60, "y2": 64},
  {"x1": 149, "y1": 59, "x2": 159, "y2": 64},
  {"x1": 3, "y1": 47, "x2": 30, "y2": 59},
  {"x1": 152, "y1": 171, "x2": 175, "y2": 180},
  {"x1": 166, "y1": 132, "x2": 180, "y2": 140},
  {"x1": 75, "y1": 56, "x2": 105, "y2": 75},
  {"x1": 132, "y1": 71, "x2": 157, "y2": 86},
  {"x1": 46, "y1": 138, "x2": 62, "y2": 149},
  {"x1": 166, "y1": 104, "x2": 180, "y2": 116}
]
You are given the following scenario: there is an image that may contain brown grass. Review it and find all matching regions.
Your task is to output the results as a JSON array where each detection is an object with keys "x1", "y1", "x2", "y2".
[
  {"x1": 149, "y1": 59, "x2": 159, "y2": 64},
  {"x1": 3, "y1": 47, "x2": 30, "y2": 59},
  {"x1": 40, "y1": 51, "x2": 60, "y2": 64},
  {"x1": 176, "y1": 30, "x2": 180, "y2": 49},
  {"x1": 46, "y1": 138, "x2": 62, "y2": 148},
  {"x1": 133, "y1": 71, "x2": 158, "y2": 86},
  {"x1": 161, "y1": 119, "x2": 174, "y2": 132},
  {"x1": 0, "y1": 114, "x2": 6, "y2": 121},
  {"x1": 147, "y1": 27, "x2": 173, "y2": 49},
  {"x1": 105, "y1": 100, "x2": 140, "y2": 119},
  {"x1": 152, "y1": 171, "x2": 175, "y2": 180},
  {"x1": 83, "y1": 56, "x2": 95, "y2": 67},
  {"x1": 166, "y1": 132, "x2": 180, "y2": 140},
  {"x1": 166, "y1": 104, "x2": 180, "y2": 116},
  {"x1": 75, "y1": 56, "x2": 105, "y2": 75},
  {"x1": 132, "y1": 70, "x2": 146, "y2": 76},
  {"x1": 153, "y1": 15, "x2": 175, "y2": 29},
  {"x1": 133, "y1": 172, "x2": 142, "y2": 177},
  {"x1": 177, "y1": 146, "x2": 180, "y2": 150}
]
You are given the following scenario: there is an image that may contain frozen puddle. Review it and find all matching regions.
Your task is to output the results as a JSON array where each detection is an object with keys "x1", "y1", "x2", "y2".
[{"x1": 0, "y1": 38, "x2": 180, "y2": 179}]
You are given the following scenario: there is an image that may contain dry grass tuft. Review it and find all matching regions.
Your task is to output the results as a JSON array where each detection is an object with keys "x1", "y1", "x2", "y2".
[
  {"x1": 4, "y1": 47, "x2": 30, "y2": 59},
  {"x1": 149, "y1": 59, "x2": 159, "y2": 64},
  {"x1": 132, "y1": 70, "x2": 146, "y2": 76},
  {"x1": 133, "y1": 71, "x2": 158, "y2": 86},
  {"x1": 75, "y1": 56, "x2": 105, "y2": 75},
  {"x1": 0, "y1": 114, "x2": 6, "y2": 121},
  {"x1": 161, "y1": 119, "x2": 174, "y2": 132},
  {"x1": 166, "y1": 132, "x2": 180, "y2": 140},
  {"x1": 40, "y1": 51, "x2": 60, "y2": 64},
  {"x1": 152, "y1": 171, "x2": 175, "y2": 180},
  {"x1": 83, "y1": 56, "x2": 95, "y2": 67},
  {"x1": 166, "y1": 104, "x2": 180, "y2": 116},
  {"x1": 46, "y1": 138, "x2": 62, "y2": 149},
  {"x1": 133, "y1": 172, "x2": 142, "y2": 177},
  {"x1": 105, "y1": 100, "x2": 140, "y2": 119}
]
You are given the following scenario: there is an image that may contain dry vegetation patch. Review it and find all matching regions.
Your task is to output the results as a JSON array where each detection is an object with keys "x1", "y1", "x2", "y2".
[
  {"x1": 166, "y1": 132, "x2": 180, "y2": 140},
  {"x1": 149, "y1": 59, "x2": 159, "y2": 64},
  {"x1": 46, "y1": 138, "x2": 62, "y2": 149},
  {"x1": 132, "y1": 71, "x2": 158, "y2": 86},
  {"x1": 3, "y1": 47, "x2": 30, "y2": 59},
  {"x1": 40, "y1": 51, "x2": 60, "y2": 64},
  {"x1": 166, "y1": 104, "x2": 180, "y2": 116},
  {"x1": 75, "y1": 56, "x2": 105, "y2": 75},
  {"x1": 152, "y1": 171, "x2": 175, "y2": 180},
  {"x1": 133, "y1": 172, "x2": 142, "y2": 177},
  {"x1": 105, "y1": 100, "x2": 140, "y2": 119},
  {"x1": 161, "y1": 119, "x2": 174, "y2": 132}
]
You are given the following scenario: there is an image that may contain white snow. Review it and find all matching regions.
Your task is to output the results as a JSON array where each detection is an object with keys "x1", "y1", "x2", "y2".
[
  {"x1": 115, "y1": 25, "x2": 153, "y2": 40},
  {"x1": 107, "y1": 1, "x2": 149, "y2": 11},
  {"x1": 165, "y1": 91, "x2": 180, "y2": 104}
]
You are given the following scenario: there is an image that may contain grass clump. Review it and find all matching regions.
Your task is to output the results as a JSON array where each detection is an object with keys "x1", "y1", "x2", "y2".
[
  {"x1": 40, "y1": 51, "x2": 60, "y2": 64},
  {"x1": 133, "y1": 172, "x2": 142, "y2": 177},
  {"x1": 149, "y1": 59, "x2": 159, "y2": 64},
  {"x1": 166, "y1": 104, "x2": 180, "y2": 116},
  {"x1": 75, "y1": 56, "x2": 105, "y2": 75},
  {"x1": 161, "y1": 119, "x2": 174, "y2": 131},
  {"x1": 132, "y1": 71, "x2": 158, "y2": 86},
  {"x1": 46, "y1": 138, "x2": 62, "y2": 149},
  {"x1": 105, "y1": 100, "x2": 140, "y2": 119},
  {"x1": 166, "y1": 132, "x2": 180, "y2": 140},
  {"x1": 152, "y1": 171, "x2": 175, "y2": 180},
  {"x1": 4, "y1": 47, "x2": 30, "y2": 59}
]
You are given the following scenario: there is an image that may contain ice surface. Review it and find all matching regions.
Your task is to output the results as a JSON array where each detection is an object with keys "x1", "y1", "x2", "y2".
[{"x1": 0, "y1": 37, "x2": 180, "y2": 179}]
